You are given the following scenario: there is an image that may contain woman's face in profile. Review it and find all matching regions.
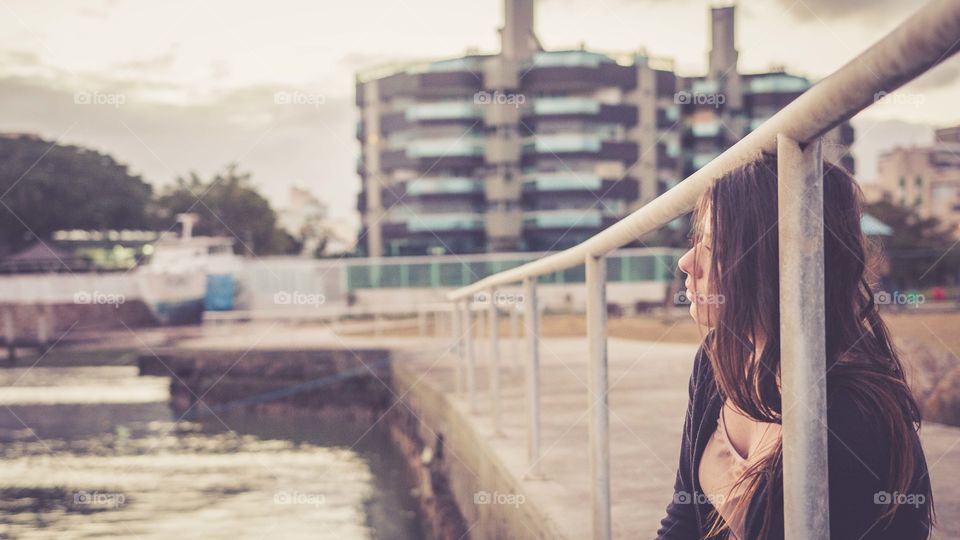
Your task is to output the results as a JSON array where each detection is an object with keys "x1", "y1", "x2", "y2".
[{"x1": 677, "y1": 210, "x2": 717, "y2": 328}]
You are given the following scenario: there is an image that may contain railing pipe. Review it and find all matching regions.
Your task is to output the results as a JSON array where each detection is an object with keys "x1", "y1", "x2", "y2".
[
  {"x1": 510, "y1": 302, "x2": 520, "y2": 372},
  {"x1": 523, "y1": 276, "x2": 542, "y2": 477},
  {"x1": 464, "y1": 301, "x2": 477, "y2": 412},
  {"x1": 586, "y1": 255, "x2": 611, "y2": 540},
  {"x1": 778, "y1": 135, "x2": 831, "y2": 539},
  {"x1": 452, "y1": 301, "x2": 465, "y2": 394},
  {"x1": 488, "y1": 289, "x2": 502, "y2": 435}
]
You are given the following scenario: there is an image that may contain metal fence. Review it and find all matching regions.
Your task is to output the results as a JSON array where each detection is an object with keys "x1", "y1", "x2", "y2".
[
  {"x1": 445, "y1": 1, "x2": 960, "y2": 538},
  {"x1": 342, "y1": 247, "x2": 680, "y2": 289}
]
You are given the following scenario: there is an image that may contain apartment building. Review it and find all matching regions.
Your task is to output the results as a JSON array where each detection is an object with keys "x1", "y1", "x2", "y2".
[
  {"x1": 876, "y1": 125, "x2": 960, "y2": 236},
  {"x1": 355, "y1": 1, "x2": 854, "y2": 257}
]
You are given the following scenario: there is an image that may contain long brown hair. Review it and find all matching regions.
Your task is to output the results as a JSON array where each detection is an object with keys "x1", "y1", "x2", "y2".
[{"x1": 689, "y1": 152, "x2": 934, "y2": 538}]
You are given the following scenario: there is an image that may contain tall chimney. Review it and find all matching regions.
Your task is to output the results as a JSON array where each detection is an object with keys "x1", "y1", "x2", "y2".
[
  {"x1": 502, "y1": 0, "x2": 537, "y2": 60},
  {"x1": 708, "y1": 5, "x2": 738, "y2": 80}
]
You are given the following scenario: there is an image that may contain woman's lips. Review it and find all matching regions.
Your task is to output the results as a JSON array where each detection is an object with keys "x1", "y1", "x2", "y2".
[{"x1": 684, "y1": 284, "x2": 697, "y2": 303}]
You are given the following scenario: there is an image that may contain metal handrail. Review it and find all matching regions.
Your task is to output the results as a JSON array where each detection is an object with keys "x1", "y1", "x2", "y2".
[
  {"x1": 446, "y1": 1, "x2": 960, "y2": 538},
  {"x1": 448, "y1": 0, "x2": 960, "y2": 301}
]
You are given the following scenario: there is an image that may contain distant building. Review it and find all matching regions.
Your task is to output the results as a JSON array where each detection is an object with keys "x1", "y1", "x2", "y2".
[
  {"x1": 277, "y1": 186, "x2": 355, "y2": 257},
  {"x1": 355, "y1": 0, "x2": 854, "y2": 257},
  {"x1": 877, "y1": 125, "x2": 960, "y2": 236}
]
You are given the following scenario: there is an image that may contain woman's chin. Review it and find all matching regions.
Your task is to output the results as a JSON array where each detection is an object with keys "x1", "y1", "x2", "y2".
[{"x1": 689, "y1": 304, "x2": 713, "y2": 328}]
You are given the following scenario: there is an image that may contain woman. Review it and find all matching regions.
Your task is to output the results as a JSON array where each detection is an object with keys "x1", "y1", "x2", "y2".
[{"x1": 656, "y1": 153, "x2": 934, "y2": 539}]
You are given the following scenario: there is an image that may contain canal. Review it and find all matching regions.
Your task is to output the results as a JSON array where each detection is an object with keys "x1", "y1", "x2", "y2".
[{"x1": 0, "y1": 364, "x2": 424, "y2": 539}]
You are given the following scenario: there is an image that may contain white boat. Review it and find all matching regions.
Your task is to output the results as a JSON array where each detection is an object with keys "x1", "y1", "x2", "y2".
[{"x1": 136, "y1": 214, "x2": 241, "y2": 325}]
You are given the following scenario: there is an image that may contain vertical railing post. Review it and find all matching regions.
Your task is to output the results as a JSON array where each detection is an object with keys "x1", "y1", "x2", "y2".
[
  {"x1": 510, "y1": 300, "x2": 520, "y2": 373},
  {"x1": 418, "y1": 305, "x2": 427, "y2": 337},
  {"x1": 465, "y1": 300, "x2": 477, "y2": 412},
  {"x1": 3, "y1": 306, "x2": 16, "y2": 363},
  {"x1": 777, "y1": 135, "x2": 830, "y2": 540},
  {"x1": 523, "y1": 276, "x2": 541, "y2": 477},
  {"x1": 585, "y1": 255, "x2": 611, "y2": 540},
  {"x1": 452, "y1": 301, "x2": 464, "y2": 394},
  {"x1": 488, "y1": 288, "x2": 502, "y2": 435}
]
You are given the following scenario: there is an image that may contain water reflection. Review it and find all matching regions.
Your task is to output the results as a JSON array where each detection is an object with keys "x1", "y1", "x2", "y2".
[{"x1": 0, "y1": 366, "x2": 422, "y2": 539}]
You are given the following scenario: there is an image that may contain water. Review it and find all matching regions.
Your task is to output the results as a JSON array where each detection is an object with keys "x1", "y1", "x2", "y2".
[{"x1": 0, "y1": 365, "x2": 424, "y2": 539}]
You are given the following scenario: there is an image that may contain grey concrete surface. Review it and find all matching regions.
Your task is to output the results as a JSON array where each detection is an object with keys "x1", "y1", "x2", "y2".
[{"x1": 171, "y1": 325, "x2": 960, "y2": 539}]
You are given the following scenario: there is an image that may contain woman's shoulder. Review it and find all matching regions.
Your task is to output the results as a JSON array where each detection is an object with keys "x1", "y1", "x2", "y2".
[
  {"x1": 691, "y1": 340, "x2": 715, "y2": 382},
  {"x1": 686, "y1": 342, "x2": 717, "y2": 398}
]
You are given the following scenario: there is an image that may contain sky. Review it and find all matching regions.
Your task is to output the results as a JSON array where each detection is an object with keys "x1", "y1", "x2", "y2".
[{"x1": 0, "y1": 0, "x2": 957, "y2": 230}]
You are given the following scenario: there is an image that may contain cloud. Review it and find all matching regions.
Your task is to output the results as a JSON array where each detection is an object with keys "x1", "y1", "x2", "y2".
[
  {"x1": 851, "y1": 116, "x2": 935, "y2": 181},
  {"x1": 776, "y1": 0, "x2": 907, "y2": 21},
  {"x1": 904, "y1": 51, "x2": 960, "y2": 92},
  {"x1": 1, "y1": 50, "x2": 42, "y2": 66},
  {"x1": 113, "y1": 48, "x2": 179, "y2": 72},
  {"x1": 0, "y1": 73, "x2": 361, "y2": 226}
]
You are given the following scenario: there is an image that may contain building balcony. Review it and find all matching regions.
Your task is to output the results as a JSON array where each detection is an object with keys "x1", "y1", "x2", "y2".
[
  {"x1": 405, "y1": 177, "x2": 484, "y2": 196},
  {"x1": 690, "y1": 120, "x2": 722, "y2": 138},
  {"x1": 522, "y1": 209, "x2": 608, "y2": 229},
  {"x1": 746, "y1": 73, "x2": 810, "y2": 94},
  {"x1": 384, "y1": 212, "x2": 486, "y2": 234},
  {"x1": 521, "y1": 136, "x2": 638, "y2": 163},
  {"x1": 410, "y1": 213, "x2": 485, "y2": 232},
  {"x1": 525, "y1": 134, "x2": 602, "y2": 154},
  {"x1": 404, "y1": 101, "x2": 482, "y2": 122},
  {"x1": 523, "y1": 172, "x2": 603, "y2": 192},
  {"x1": 525, "y1": 174, "x2": 640, "y2": 199},
  {"x1": 690, "y1": 151, "x2": 722, "y2": 171},
  {"x1": 520, "y1": 53, "x2": 636, "y2": 92},
  {"x1": 523, "y1": 100, "x2": 638, "y2": 127},
  {"x1": 406, "y1": 137, "x2": 486, "y2": 158},
  {"x1": 533, "y1": 97, "x2": 601, "y2": 116},
  {"x1": 374, "y1": 70, "x2": 482, "y2": 100}
]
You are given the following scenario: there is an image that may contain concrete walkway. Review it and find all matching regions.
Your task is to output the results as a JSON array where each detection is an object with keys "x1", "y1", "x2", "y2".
[
  {"x1": 168, "y1": 325, "x2": 960, "y2": 539},
  {"x1": 387, "y1": 335, "x2": 960, "y2": 539}
]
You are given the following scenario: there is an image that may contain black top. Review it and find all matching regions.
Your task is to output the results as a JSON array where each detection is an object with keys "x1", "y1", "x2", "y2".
[{"x1": 656, "y1": 344, "x2": 932, "y2": 540}]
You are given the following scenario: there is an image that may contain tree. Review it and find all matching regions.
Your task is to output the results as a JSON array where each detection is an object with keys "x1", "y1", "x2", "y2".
[
  {"x1": 152, "y1": 164, "x2": 297, "y2": 255},
  {"x1": 864, "y1": 200, "x2": 960, "y2": 287},
  {"x1": 0, "y1": 134, "x2": 153, "y2": 255}
]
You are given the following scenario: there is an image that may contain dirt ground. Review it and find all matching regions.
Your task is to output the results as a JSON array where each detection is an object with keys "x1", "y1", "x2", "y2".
[{"x1": 363, "y1": 308, "x2": 960, "y2": 357}]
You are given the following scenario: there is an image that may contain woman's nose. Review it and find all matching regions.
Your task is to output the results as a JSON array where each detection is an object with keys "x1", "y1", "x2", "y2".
[{"x1": 678, "y1": 247, "x2": 695, "y2": 277}]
